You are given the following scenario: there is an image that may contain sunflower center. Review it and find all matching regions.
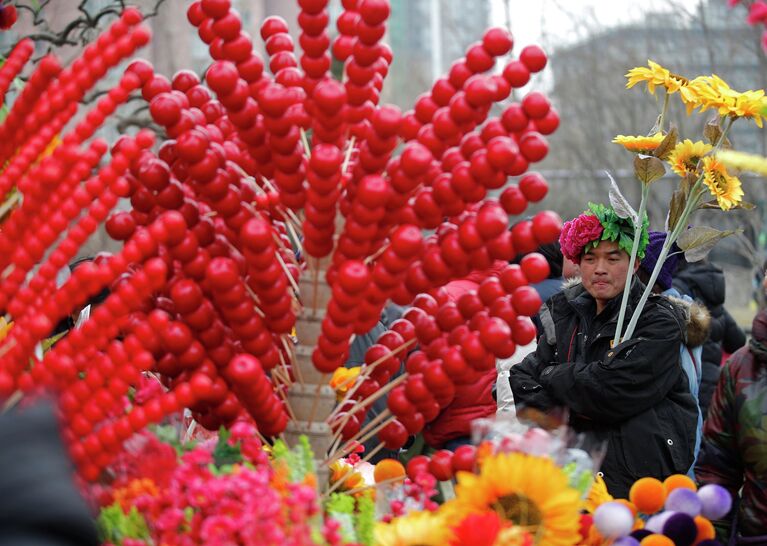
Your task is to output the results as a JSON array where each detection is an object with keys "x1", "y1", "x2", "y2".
[
  {"x1": 683, "y1": 155, "x2": 701, "y2": 169},
  {"x1": 709, "y1": 171, "x2": 728, "y2": 194},
  {"x1": 492, "y1": 493, "x2": 543, "y2": 527}
]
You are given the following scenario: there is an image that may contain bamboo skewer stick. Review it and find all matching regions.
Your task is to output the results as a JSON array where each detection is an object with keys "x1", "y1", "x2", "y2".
[
  {"x1": 327, "y1": 338, "x2": 415, "y2": 423},
  {"x1": 344, "y1": 475, "x2": 404, "y2": 496},
  {"x1": 325, "y1": 410, "x2": 397, "y2": 466},
  {"x1": 323, "y1": 442, "x2": 385, "y2": 497},
  {"x1": 281, "y1": 336, "x2": 304, "y2": 386},
  {"x1": 305, "y1": 373, "x2": 329, "y2": 428},
  {"x1": 328, "y1": 407, "x2": 391, "y2": 456},
  {"x1": 311, "y1": 257, "x2": 320, "y2": 316},
  {"x1": 341, "y1": 136, "x2": 356, "y2": 175},
  {"x1": 326, "y1": 373, "x2": 408, "y2": 449}
]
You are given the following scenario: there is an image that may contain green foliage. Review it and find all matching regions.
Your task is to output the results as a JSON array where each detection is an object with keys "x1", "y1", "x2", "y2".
[
  {"x1": 271, "y1": 435, "x2": 316, "y2": 483},
  {"x1": 355, "y1": 493, "x2": 376, "y2": 546},
  {"x1": 97, "y1": 504, "x2": 151, "y2": 545},
  {"x1": 326, "y1": 493, "x2": 357, "y2": 543},
  {"x1": 323, "y1": 491, "x2": 375, "y2": 546},
  {"x1": 212, "y1": 427, "x2": 243, "y2": 469},
  {"x1": 151, "y1": 424, "x2": 196, "y2": 457},
  {"x1": 586, "y1": 202, "x2": 649, "y2": 259}
]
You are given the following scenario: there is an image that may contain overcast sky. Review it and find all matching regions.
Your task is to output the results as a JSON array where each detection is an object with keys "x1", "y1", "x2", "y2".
[
  {"x1": 492, "y1": 0, "x2": 707, "y2": 51},
  {"x1": 488, "y1": 0, "x2": 711, "y2": 91}
]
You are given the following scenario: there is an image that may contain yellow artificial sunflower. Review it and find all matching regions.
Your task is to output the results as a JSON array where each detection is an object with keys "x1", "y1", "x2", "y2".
[
  {"x1": 612, "y1": 132, "x2": 665, "y2": 154},
  {"x1": 691, "y1": 75, "x2": 767, "y2": 127},
  {"x1": 667, "y1": 139, "x2": 712, "y2": 177},
  {"x1": 374, "y1": 511, "x2": 453, "y2": 546},
  {"x1": 0, "y1": 317, "x2": 12, "y2": 342},
  {"x1": 702, "y1": 156, "x2": 745, "y2": 211},
  {"x1": 451, "y1": 452, "x2": 581, "y2": 546},
  {"x1": 583, "y1": 475, "x2": 612, "y2": 514},
  {"x1": 328, "y1": 459, "x2": 365, "y2": 492},
  {"x1": 717, "y1": 149, "x2": 767, "y2": 176},
  {"x1": 329, "y1": 366, "x2": 361, "y2": 401},
  {"x1": 625, "y1": 60, "x2": 687, "y2": 95}
]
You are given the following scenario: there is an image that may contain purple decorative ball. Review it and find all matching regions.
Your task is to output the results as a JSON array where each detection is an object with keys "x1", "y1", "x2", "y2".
[
  {"x1": 696, "y1": 541, "x2": 723, "y2": 546},
  {"x1": 662, "y1": 512, "x2": 697, "y2": 546},
  {"x1": 698, "y1": 484, "x2": 732, "y2": 520},
  {"x1": 645, "y1": 511, "x2": 675, "y2": 533},
  {"x1": 613, "y1": 537, "x2": 640, "y2": 546},
  {"x1": 665, "y1": 487, "x2": 702, "y2": 517},
  {"x1": 630, "y1": 529, "x2": 653, "y2": 541}
]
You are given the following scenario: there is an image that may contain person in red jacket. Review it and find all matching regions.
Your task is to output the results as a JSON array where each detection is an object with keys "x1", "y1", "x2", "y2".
[{"x1": 422, "y1": 266, "x2": 505, "y2": 450}]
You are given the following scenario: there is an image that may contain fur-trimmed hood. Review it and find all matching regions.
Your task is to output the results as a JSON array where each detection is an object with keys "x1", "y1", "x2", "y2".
[
  {"x1": 667, "y1": 294, "x2": 711, "y2": 347},
  {"x1": 557, "y1": 277, "x2": 711, "y2": 347}
]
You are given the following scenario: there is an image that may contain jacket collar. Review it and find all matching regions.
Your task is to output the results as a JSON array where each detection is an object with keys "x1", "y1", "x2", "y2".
[{"x1": 563, "y1": 277, "x2": 646, "y2": 325}]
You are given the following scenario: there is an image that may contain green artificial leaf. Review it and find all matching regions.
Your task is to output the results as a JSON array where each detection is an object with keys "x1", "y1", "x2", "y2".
[
  {"x1": 653, "y1": 126, "x2": 678, "y2": 160},
  {"x1": 634, "y1": 154, "x2": 666, "y2": 185},
  {"x1": 212, "y1": 427, "x2": 243, "y2": 468},
  {"x1": 97, "y1": 504, "x2": 151, "y2": 545},
  {"x1": 677, "y1": 226, "x2": 742, "y2": 262},
  {"x1": 587, "y1": 202, "x2": 649, "y2": 259}
]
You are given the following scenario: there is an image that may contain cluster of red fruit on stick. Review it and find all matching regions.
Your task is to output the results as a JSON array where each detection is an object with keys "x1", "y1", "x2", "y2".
[{"x1": 0, "y1": 0, "x2": 561, "y2": 480}]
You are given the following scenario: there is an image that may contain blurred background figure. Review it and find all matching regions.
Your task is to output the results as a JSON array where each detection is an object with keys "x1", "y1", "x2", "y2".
[
  {"x1": 673, "y1": 258, "x2": 746, "y2": 417},
  {"x1": 0, "y1": 401, "x2": 99, "y2": 546},
  {"x1": 694, "y1": 268, "x2": 767, "y2": 542}
]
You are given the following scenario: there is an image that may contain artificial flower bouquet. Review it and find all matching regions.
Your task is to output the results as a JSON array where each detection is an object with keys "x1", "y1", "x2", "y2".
[{"x1": 584, "y1": 61, "x2": 766, "y2": 343}]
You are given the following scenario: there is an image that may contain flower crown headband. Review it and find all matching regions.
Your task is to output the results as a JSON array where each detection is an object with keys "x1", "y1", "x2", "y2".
[{"x1": 559, "y1": 203, "x2": 649, "y2": 263}]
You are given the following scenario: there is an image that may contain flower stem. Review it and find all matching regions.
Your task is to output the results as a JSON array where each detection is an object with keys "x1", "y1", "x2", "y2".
[
  {"x1": 613, "y1": 183, "x2": 649, "y2": 345},
  {"x1": 657, "y1": 91, "x2": 671, "y2": 133}
]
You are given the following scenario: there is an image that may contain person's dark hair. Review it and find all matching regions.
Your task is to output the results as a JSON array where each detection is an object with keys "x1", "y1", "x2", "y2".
[
  {"x1": 69, "y1": 257, "x2": 110, "y2": 306},
  {"x1": 51, "y1": 257, "x2": 110, "y2": 336},
  {"x1": 535, "y1": 242, "x2": 563, "y2": 279}
]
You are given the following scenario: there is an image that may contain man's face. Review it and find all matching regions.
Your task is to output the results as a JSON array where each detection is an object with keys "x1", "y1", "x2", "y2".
[{"x1": 580, "y1": 240, "x2": 638, "y2": 310}]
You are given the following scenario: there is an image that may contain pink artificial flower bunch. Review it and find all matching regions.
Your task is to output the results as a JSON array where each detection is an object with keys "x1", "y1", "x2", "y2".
[
  {"x1": 97, "y1": 422, "x2": 343, "y2": 546},
  {"x1": 559, "y1": 213, "x2": 604, "y2": 263}
]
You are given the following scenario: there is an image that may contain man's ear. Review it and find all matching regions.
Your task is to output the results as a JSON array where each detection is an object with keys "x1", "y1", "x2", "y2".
[{"x1": 633, "y1": 259, "x2": 641, "y2": 273}]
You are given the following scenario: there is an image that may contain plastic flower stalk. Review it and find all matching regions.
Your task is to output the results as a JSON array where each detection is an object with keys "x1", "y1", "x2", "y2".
[{"x1": 613, "y1": 182, "x2": 649, "y2": 346}]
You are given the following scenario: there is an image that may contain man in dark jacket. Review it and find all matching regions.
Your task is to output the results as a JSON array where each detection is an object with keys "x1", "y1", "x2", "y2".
[
  {"x1": 510, "y1": 205, "x2": 698, "y2": 498},
  {"x1": 673, "y1": 259, "x2": 746, "y2": 417},
  {"x1": 695, "y1": 305, "x2": 767, "y2": 540}
]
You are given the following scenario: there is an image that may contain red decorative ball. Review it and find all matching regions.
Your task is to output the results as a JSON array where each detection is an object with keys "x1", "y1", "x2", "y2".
[
  {"x1": 482, "y1": 28, "x2": 513, "y2": 56},
  {"x1": 531, "y1": 210, "x2": 563, "y2": 244},
  {"x1": 520, "y1": 45, "x2": 547, "y2": 72},
  {"x1": 519, "y1": 172, "x2": 549, "y2": 202}
]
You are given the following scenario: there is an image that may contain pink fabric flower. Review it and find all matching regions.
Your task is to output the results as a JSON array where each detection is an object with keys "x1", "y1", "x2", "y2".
[{"x1": 559, "y1": 213, "x2": 604, "y2": 263}]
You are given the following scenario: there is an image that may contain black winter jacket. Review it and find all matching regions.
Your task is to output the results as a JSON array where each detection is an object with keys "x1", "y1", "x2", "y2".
[
  {"x1": 673, "y1": 262, "x2": 746, "y2": 416},
  {"x1": 510, "y1": 279, "x2": 698, "y2": 498}
]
